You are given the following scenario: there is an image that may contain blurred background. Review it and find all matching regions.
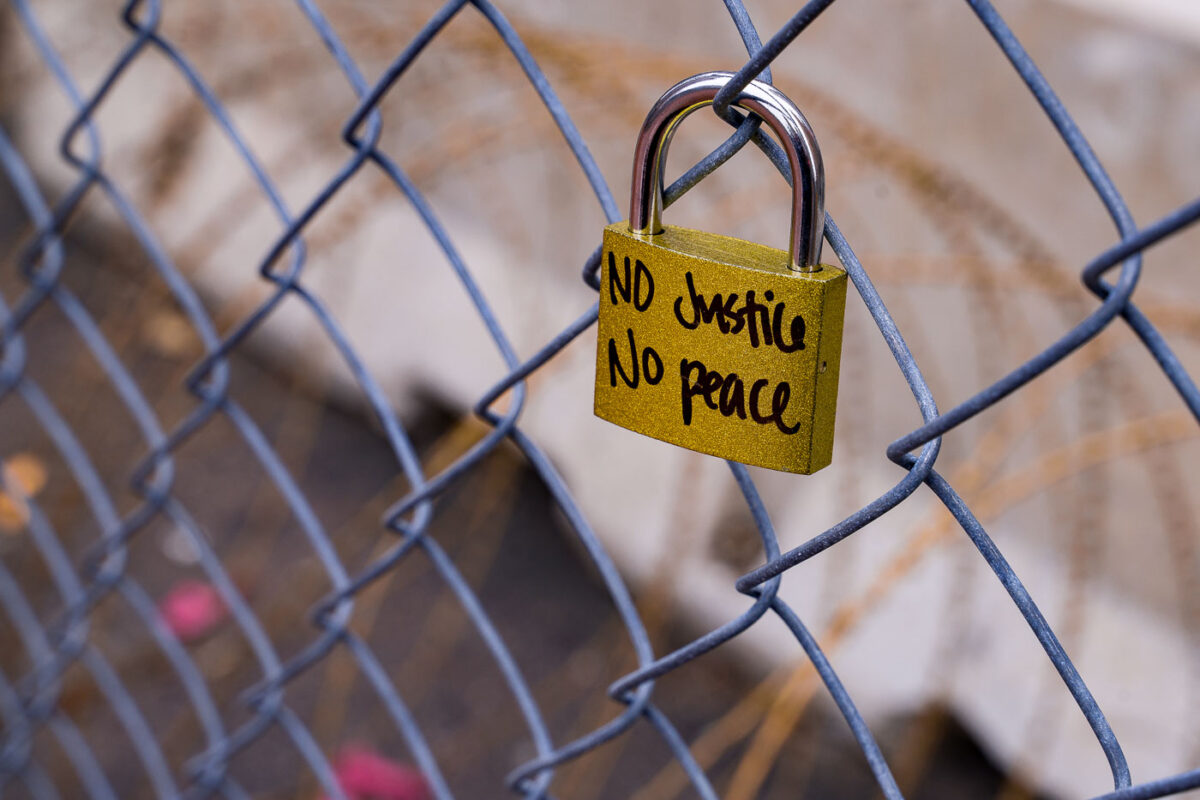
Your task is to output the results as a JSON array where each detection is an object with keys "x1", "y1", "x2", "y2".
[{"x1": 1, "y1": 0, "x2": 1200, "y2": 797}]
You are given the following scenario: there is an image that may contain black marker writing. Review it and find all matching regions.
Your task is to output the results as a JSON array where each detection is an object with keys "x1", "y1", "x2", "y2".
[
  {"x1": 679, "y1": 358, "x2": 801, "y2": 435},
  {"x1": 673, "y1": 271, "x2": 805, "y2": 353},
  {"x1": 608, "y1": 328, "x2": 663, "y2": 388},
  {"x1": 608, "y1": 251, "x2": 654, "y2": 311}
]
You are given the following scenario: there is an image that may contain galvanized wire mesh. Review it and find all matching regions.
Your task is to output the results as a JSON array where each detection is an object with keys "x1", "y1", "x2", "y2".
[{"x1": 1, "y1": 0, "x2": 1199, "y2": 798}]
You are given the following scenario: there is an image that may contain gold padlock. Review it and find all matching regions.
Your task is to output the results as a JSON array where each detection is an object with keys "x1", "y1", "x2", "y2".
[{"x1": 594, "y1": 71, "x2": 847, "y2": 474}]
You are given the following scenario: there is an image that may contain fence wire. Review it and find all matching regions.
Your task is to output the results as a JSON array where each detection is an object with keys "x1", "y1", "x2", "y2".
[{"x1": 0, "y1": 0, "x2": 1199, "y2": 798}]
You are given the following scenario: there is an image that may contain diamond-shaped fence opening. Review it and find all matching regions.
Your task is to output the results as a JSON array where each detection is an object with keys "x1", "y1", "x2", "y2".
[{"x1": 1, "y1": 0, "x2": 1199, "y2": 798}]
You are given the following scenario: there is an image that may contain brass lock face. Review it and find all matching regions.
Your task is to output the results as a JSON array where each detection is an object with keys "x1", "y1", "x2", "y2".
[
  {"x1": 594, "y1": 224, "x2": 846, "y2": 474},
  {"x1": 593, "y1": 72, "x2": 847, "y2": 474}
]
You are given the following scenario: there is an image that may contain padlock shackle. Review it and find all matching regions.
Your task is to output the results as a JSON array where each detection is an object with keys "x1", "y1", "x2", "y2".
[{"x1": 630, "y1": 71, "x2": 825, "y2": 271}]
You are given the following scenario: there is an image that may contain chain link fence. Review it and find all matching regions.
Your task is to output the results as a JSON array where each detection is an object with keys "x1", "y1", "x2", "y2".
[{"x1": 1, "y1": 0, "x2": 1199, "y2": 797}]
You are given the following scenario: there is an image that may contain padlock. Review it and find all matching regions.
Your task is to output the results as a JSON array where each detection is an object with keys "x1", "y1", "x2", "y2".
[{"x1": 594, "y1": 71, "x2": 847, "y2": 474}]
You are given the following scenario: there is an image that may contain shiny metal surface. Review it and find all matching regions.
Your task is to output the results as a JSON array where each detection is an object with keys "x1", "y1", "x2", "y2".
[{"x1": 629, "y1": 71, "x2": 826, "y2": 271}]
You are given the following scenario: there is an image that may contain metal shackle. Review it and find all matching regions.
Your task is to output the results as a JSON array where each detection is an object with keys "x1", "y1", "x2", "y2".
[{"x1": 630, "y1": 71, "x2": 826, "y2": 272}]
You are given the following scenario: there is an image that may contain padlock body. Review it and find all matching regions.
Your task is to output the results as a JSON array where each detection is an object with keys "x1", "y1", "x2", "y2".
[{"x1": 594, "y1": 222, "x2": 847, "y2": 474}]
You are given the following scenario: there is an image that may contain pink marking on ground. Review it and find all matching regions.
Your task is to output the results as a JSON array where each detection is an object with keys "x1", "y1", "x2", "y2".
[
  {"x1": 159, "y1": 579, "x2": 227, "y2": 643},
  {"x1": 324, "y1": 745, "x2": 430, "y2": 800}
]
